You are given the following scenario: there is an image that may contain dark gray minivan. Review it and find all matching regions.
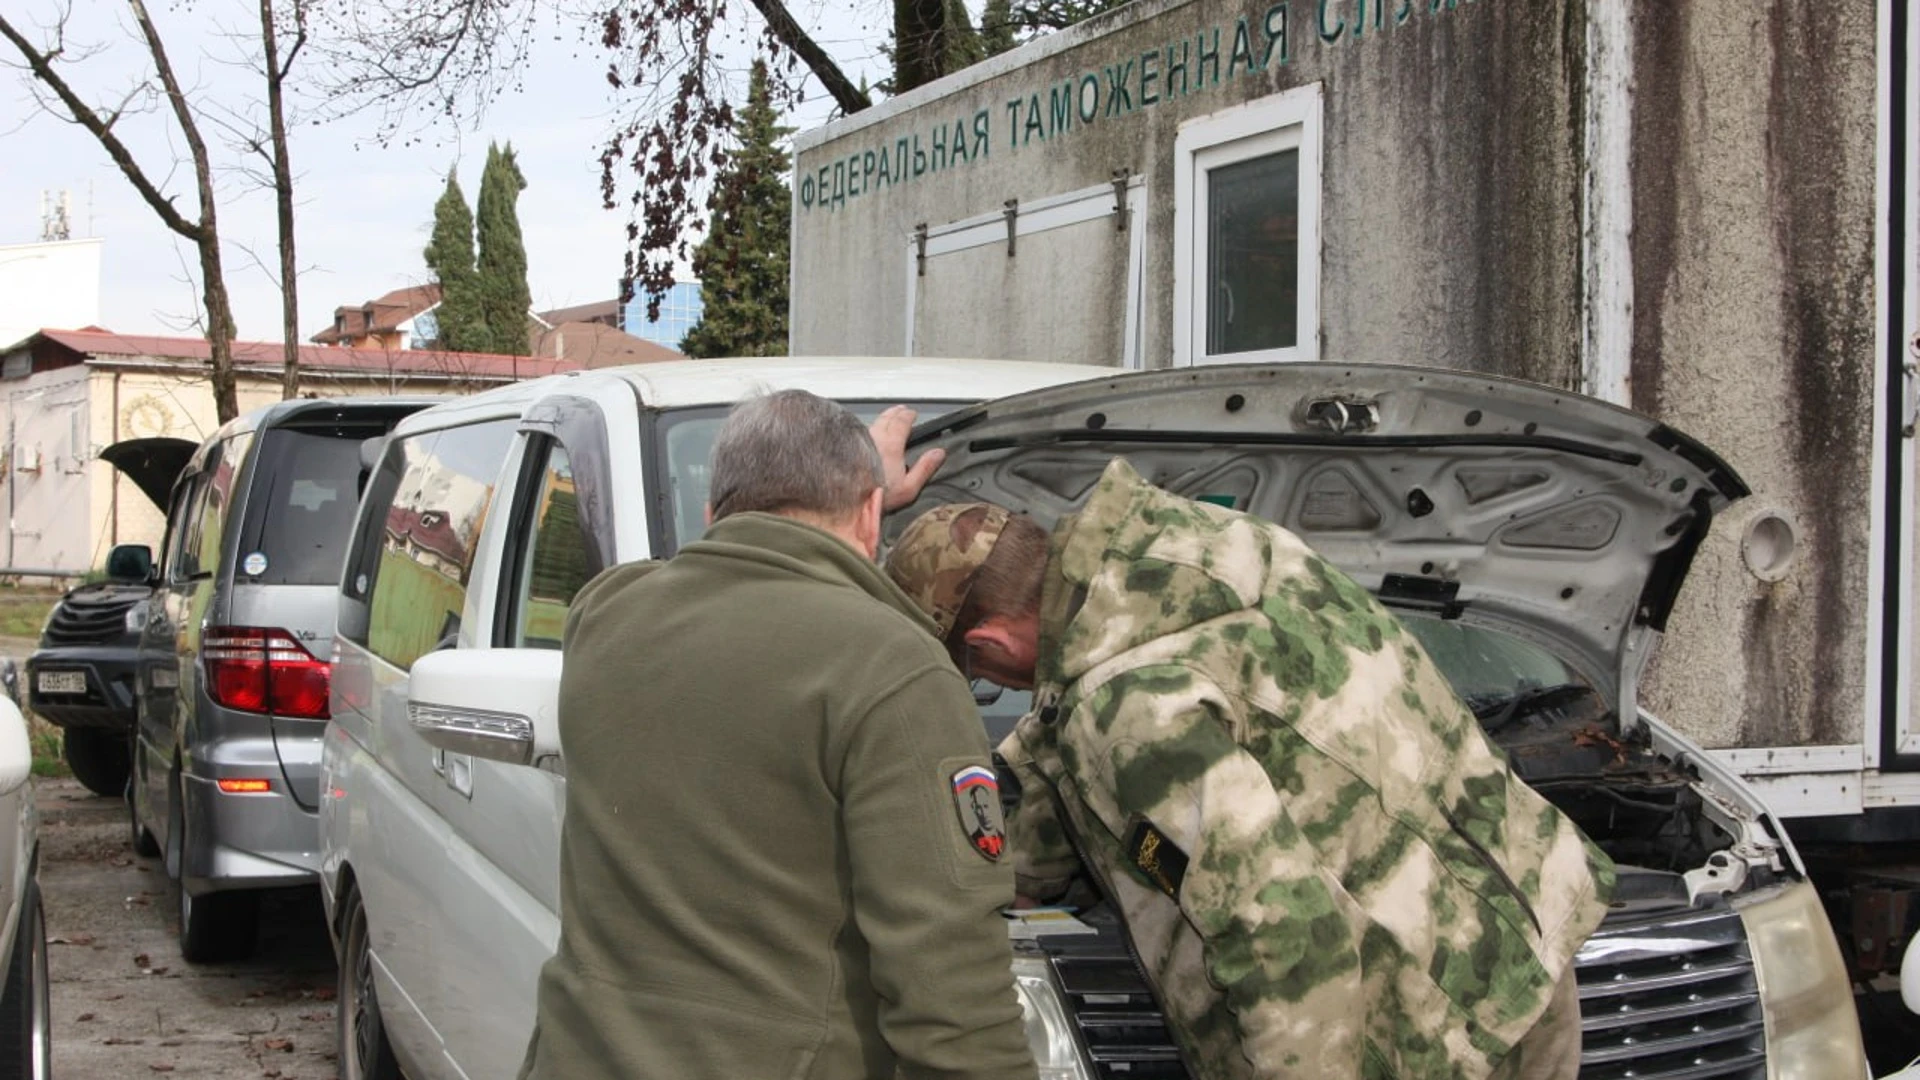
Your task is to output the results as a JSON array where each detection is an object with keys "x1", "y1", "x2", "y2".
[{"x1": 113, "y1": 398, "x2": 429, "y2": 963}]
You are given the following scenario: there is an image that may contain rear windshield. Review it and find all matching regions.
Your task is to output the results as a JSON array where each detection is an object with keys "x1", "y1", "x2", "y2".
[{"x1": 234, "y1": 425, "x2": 386, "y2": 586}]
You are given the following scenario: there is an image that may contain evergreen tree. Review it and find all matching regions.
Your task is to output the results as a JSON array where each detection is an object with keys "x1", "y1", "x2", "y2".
[
  {"x1": 981, "y1": 0, "x2": 1016, "y2": 56},
  {"x1": 423, "y1": 171, "x2": 486, "y2": 352},
  {"x1": 679, "y1": 63, "x2": 793, "y2": 359},
  {"x1": 475, "y1": 142, "x2": 533, "y2": 356}
]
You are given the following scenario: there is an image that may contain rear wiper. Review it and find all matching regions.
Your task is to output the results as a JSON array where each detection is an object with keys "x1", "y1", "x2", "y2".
[{"x1": 1472, "y1": 682, "x2": 1592, "y2": 736}]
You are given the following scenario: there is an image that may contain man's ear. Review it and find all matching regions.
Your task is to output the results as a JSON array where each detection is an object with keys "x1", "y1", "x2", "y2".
[
  {"x1": 856, "y1": 486, "x2": 886, "y2": 559},
  {"x1": 703, "y1": 502, "x2": 715, "y2": 527},
  {"x1": 962, "y1": 620, "x2": 1017, "y2": 661}
]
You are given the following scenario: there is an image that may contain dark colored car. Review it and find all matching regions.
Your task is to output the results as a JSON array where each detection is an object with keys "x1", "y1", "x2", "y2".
[{"x1": 25, "y1": 545, "x2": 163, "y2": 797}]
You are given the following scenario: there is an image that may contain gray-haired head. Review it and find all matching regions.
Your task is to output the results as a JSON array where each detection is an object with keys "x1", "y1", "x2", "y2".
[{"x1": 708, "y1": 389, "x2": 884, "y2": 524}]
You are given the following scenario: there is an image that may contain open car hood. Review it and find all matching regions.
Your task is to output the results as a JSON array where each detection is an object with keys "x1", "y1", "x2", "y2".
[
  {"x1": 100, "y1": 437, "x2": 199, "y2": 510},
  {"x1": 899, "y1": 363, "x2": 1748, "y2": 712}
]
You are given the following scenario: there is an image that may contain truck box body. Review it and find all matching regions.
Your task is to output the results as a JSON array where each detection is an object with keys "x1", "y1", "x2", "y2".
[{"x1": 791, "y1": 0, "x2": 1920, "y2": 975}]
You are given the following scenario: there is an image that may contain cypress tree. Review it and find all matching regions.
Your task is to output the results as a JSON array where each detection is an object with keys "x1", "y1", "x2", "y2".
[
  {"x1": 423, "y1": 171, "x2": 486, "y2": 352},
  {"x1": 981, "y1": 0, "x2": 1016, "y2": 56},
  {"x1": 475, "y1": 142, "x2": 533, "y2": 356},
  {"x1": 680, "y1": 63, "x2": 793, "y2": 359}
]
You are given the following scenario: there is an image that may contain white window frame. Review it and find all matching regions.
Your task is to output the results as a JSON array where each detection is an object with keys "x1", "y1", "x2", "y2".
[
  {"x1": 1173, "y1": 82, "x2": 1323, "y2": 367},
  {"x1": 903, "y1": 178, "x2": 1148, "y2": 369}
]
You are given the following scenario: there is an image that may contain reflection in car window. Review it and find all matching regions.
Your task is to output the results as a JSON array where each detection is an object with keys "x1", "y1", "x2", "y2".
[
  {"x1": 361, "y1": 420, "x2": 516, "y2": 670},
  {"x1": 511, "y1": 442, "x2": 592, "y2": 649},
  {"x1": 1398, "y1": 616, "x2": 1587, "y2": 705},
  {"x1": 656, "y1": 401, "x2": 965, "y2": 553}
]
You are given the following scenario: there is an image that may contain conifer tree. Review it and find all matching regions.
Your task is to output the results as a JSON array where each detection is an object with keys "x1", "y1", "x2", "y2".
[
  {"x1": 475, "y1": 142, "x2": 533, "y2": 356},
  {"x1": 679, "y1": 63, "x2": 793, "y2": 358},
  {"x1": 981, "y1": 0, "x2": 1017, "y2": 55},
  {"x1": 423, "y1": 171, "x2": 486, "y2": 352}
]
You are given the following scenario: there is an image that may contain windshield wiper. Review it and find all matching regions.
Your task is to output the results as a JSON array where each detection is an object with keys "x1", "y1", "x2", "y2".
[{"x1": 1471, "y1": 682, "x2": 1592, "y2": 736}]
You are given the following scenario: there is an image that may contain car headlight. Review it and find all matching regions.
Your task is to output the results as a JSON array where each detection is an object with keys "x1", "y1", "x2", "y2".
[
  {"x1": 1011, "y1": 955, "x2": 1094, "y2": 1080},
  {"x1": 1732, "y1": 880, "x2": 1869, "y2": 1079},
  {"x1": 125, "y1": 604, "x2": 149, "y2": 634}
]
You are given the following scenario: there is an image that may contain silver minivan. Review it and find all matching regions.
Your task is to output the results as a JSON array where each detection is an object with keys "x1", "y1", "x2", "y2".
[{"x1": 112, "y1": 398, "x2": 429, "y2": 963}]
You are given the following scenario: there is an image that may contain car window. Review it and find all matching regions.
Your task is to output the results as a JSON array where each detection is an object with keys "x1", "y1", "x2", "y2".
[
  {"x1": 507, "y1": 440, "x2": 593, "y2": 649},
  {"x1": 176, "y1": 433, "x2": 251, "y2": 580},
  {"x1": 162, "y1": 473, "x2": 202, "y2": 583},
  {"x1": 1398, "y1": 616, "x2": 1589, "y2": 706},
  {"x1": 654, "y1": 400, "x2": 967, "y2": 553},
  {"x1": 233, "y1": 425, "x2": 392, "y2": 585},
  {"x1": 352, "y1": 420, "x2": 516, "y2": 670}
]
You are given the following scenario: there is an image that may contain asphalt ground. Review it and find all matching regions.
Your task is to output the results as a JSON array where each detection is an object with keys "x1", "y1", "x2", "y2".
[{"x1": 37, "y1": 778, "x2": 339, "y2": 1079}]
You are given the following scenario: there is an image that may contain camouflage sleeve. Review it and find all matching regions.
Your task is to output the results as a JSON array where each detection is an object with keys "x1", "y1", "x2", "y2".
[
  {"x1": 996, "y1": 725, "x2": 1086, "y2": 904},
  {"x1": 1074, "y1": 666, "x2": 1366, "y2": 1077}
]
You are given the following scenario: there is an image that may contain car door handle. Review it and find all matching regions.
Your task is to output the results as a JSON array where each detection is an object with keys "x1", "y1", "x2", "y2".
[
  {"x1": 430, "y1": 748, "x2": 445, "y2": 776},
  {"x1": 446, "y1": 753, "x2": 474, "y2": 800}
]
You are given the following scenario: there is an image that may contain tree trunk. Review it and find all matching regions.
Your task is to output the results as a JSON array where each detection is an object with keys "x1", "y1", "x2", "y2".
[
  {"x1": 262, "y1": 0, "x2": 302, "y2": 399},
  {"x1": 130, "y1": 0, "x2": 241, "y2": 422},
  {"x1": 744, "y1": 0, "x2": 873, "y2": 114}
]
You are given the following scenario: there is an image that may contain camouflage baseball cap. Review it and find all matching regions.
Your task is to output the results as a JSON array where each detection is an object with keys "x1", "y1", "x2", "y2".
[{"x1": 885, "y1": 503, "x2": 1012, "y2": 640}]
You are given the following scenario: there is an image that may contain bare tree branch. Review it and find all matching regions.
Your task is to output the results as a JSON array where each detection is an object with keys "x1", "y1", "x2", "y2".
[{"x1": 0, "y1": 9, "x2": 202, "y2": 241}]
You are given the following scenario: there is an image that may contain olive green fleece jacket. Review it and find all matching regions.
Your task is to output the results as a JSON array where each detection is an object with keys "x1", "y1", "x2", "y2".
[{"x1": 518, "y1": 512, "x2": 1037, "y2": 1080}]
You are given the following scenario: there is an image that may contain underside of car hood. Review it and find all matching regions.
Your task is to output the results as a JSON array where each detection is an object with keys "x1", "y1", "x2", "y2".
[
  {"x1": 100, "y1": 437, "x2": 198, "y2": 511},
  {"x1": 900, "y1": 363, "x2": 1748, "y2": 710}
]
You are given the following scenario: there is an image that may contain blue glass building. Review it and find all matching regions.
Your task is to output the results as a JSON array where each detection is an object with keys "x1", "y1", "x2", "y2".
[{"x1": 623, "y1": 282, "x2": 704, "y2": 352}]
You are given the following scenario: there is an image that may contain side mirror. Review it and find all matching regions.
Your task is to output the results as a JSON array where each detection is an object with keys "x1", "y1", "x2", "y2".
[
  {"x1": 105, "y1": 544, "x2": 154, "y2": 584},
  {"x1": 0, "y1": 699, "x2": 32, "y2": 796},
  {"x1": 407, "y1": 648, "x2": 562, "y2": 766}
]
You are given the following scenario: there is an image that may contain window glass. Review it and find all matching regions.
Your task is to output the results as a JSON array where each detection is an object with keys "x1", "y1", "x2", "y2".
[
  {"x1": 655, "y1": 400, "x2": 966, "y2": 552},
  {"x1": 1398, "y1": 616, "x2": 1587, "y2": 705},
  {"x1": 162, "y1": 476, "x2": 200, "y2": 582},
  {"x1": 235, "y1": 425, "x2": 392, "y2": 586},
  {"x1": 510, "y1": 443, "x2": 592, "y2": 648},
  {"x1": 1206, "y1": 149, "x2": 1299, "y2": 356},
  {"x1": 362, "y1": 420, "x2": 516, "y2": 669},
  {"x1": 178, "y1": 434, "x2": 251, "y2": 579}
]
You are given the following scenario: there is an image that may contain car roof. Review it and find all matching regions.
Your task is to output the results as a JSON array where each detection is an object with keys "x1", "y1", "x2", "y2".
[{"x1": 385, "y1": 357, "x2": 1109, "y2": 434}]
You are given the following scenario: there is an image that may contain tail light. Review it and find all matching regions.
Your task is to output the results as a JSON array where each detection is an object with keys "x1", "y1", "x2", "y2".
[{"x1": 203, "y1": 626, "x2": 331, "y2": 719}]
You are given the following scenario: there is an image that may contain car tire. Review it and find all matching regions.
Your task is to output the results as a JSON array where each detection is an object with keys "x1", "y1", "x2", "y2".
[
  {"x1": 0, "y1": 871, "x2": 52, "y2": 1080},
  {"x1": 337, "y1": 887, "x2": 401, "y2": 1080},
  {"x1": 62, "y1": 728, "x2": 130, "y2": 798},
  {"x1": 172, "y1": 782, "x2": 257, "y2": 964}
]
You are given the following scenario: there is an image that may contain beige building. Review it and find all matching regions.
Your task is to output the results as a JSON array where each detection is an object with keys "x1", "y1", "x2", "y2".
[{"x1": 0, "y1": 328, "x2": 579, "y2": 574}]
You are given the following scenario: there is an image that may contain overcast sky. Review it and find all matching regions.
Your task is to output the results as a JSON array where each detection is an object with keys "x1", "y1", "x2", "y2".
[{"x1": 0, "y1": 0, "x2": 893, "y2": 343}]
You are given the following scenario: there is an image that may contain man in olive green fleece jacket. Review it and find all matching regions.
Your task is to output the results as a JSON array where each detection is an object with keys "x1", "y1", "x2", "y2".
[{"x1": 517, "y1": 392, "x2": 1037, "y2": 1080}]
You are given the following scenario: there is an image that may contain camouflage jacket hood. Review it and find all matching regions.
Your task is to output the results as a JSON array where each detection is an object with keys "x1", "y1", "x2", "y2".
[{"x1": 1007, "y1": 458, "x2": 1613, "y2": 1080}]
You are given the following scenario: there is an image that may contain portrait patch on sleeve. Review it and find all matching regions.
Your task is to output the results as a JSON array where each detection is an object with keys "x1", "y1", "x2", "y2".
[
  {"x1": 1124, "y1": 817, "x2": 1189, "y2": 900},
  {"x1": 950, "y1": 765, "x2": 1006, "y2": 862}
]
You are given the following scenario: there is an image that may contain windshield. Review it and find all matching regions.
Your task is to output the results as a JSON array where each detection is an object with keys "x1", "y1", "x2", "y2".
[
  {"x1": 655, "y1": 401, "x2": 970, "y2": 553},
  {"x1": 1398, "y1": 615, "x2": 1594, "y2": 716}
]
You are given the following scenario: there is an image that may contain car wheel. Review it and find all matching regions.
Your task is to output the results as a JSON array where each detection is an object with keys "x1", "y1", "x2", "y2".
[
  {"x1": 126, "y1": 772, "x2": 159, "y2": 858},
  {"x1": 172, "y1": 785, "x2": 257, "y2": 964},
  {"x1": 337, "y1": 887, "x2": 401, "y2": 1080},
  {"x1": 0, "y1": 873, "x2": 51, "y2": 1080},
  {"x1": 62, "y1": 728, "x2": 131, "y2": 798}
]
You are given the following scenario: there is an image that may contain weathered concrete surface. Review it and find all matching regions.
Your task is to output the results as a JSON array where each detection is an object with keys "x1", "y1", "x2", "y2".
[
  {"x1": 1630, "y1": 0, "x2": 1879, "y2": 750},
  {"x1": 38, "y1": 778, "x2": 339, "y2": 1079}
]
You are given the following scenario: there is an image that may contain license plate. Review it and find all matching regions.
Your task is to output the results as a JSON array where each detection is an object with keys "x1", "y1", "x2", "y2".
[{"x1": 36, "y1": 671, "x2": 85, "y2": 695}]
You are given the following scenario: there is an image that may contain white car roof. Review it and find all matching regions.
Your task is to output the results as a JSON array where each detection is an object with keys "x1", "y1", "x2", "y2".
[
  {"x1": 610, "y1": 356, "x2": 1105, "y2": 408},
  {"x1": 387, "y1": 356, "x2": 1109, "y2": 433}
]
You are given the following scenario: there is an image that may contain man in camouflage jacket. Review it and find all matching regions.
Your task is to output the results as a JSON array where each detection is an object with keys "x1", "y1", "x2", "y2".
[{"x1": 885, "y1": 458, "x2": 1614, "y2": 1080}]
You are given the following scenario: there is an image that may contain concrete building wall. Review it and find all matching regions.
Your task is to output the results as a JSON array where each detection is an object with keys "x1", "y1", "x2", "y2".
[
  {"x1": 1627, "y1": 3, "x2": 1880, "y2": 752},
  {"x1": 792, "y1": 0, "x2": 1886, "y2": 753},
  {"x1": 3, "y1": 365, "x2": 454, "y2": 576},
  {"x1": 0, "y1": 239, "x2": 102, "y2": 349}
]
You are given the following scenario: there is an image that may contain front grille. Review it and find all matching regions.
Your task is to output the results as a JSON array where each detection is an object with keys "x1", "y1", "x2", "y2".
[
  {"x1": 43, "y1": 592, "x2": 138, "y2": 646},
  {"x1": 1053, "y1": 956, "x2": 1188, "y2": 1079},
  {"x1": 1574, "y1": 904, "x2": 1767, "y2": 1080}
]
